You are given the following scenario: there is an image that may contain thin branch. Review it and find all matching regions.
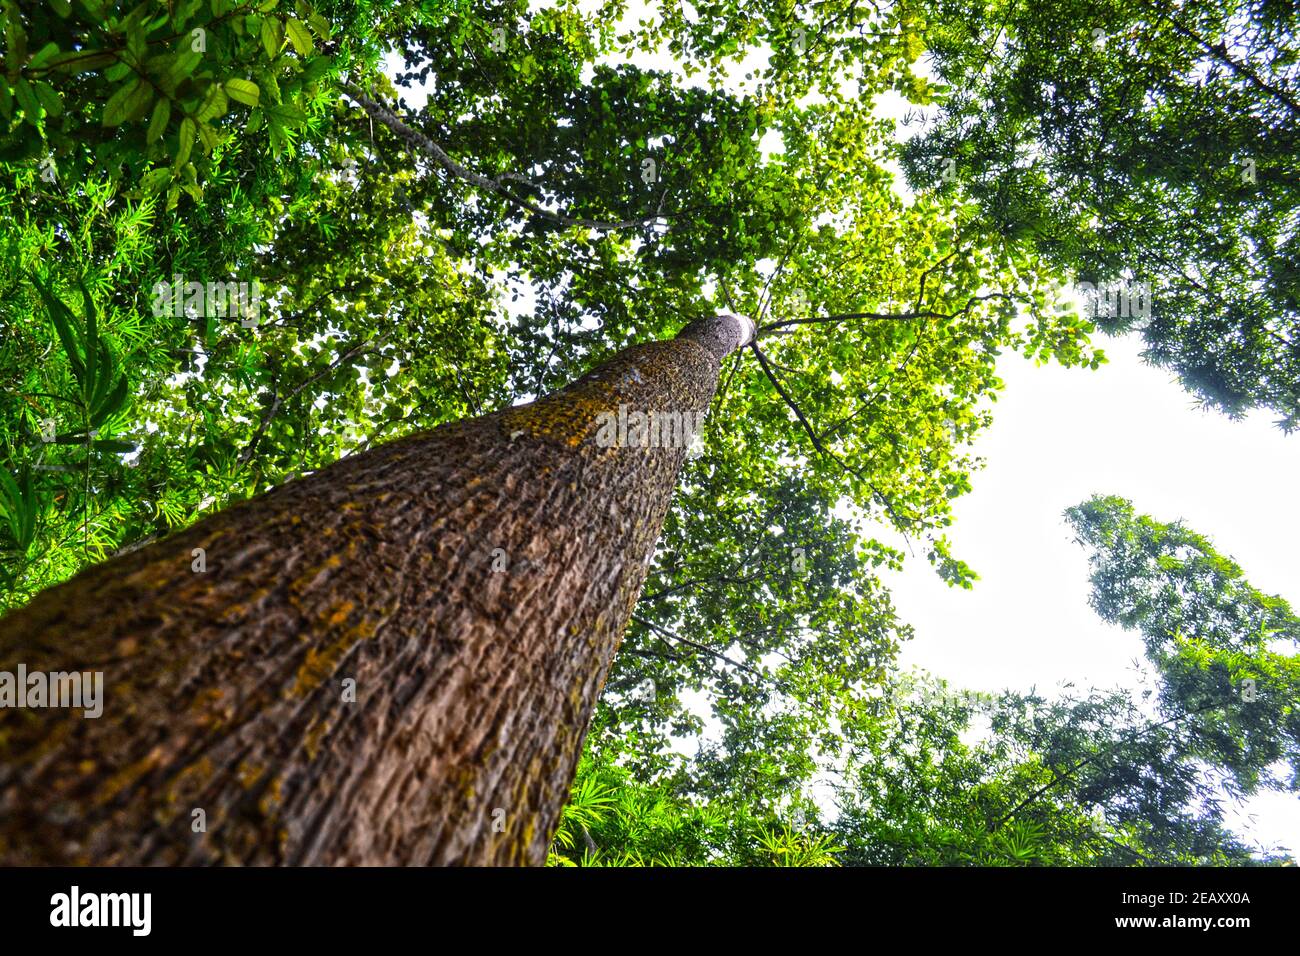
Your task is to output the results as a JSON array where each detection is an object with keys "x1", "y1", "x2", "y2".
[
  {"x1": 632, "y1": 614, "x2": 766, "y2": 681},
  {"x1": 1140, "y1": 0, "x2": 1300, "y2": 120},
  {"x1": 239, "y1": 336, "x2": 383, "y2": 466},
  {"x1": 639, "y1": 499, "x2": 790, "y2": 605},
  {"x1": 757, "y1": 292, "x2": 1015, "y2": 337},
  {"x1": 912, "y1": 249, "x2": 959, "y2": 313},
  {"x1": 640, "y1": 569, "x2": 770, "y2": 604},
  {"x1": 991, "y1": 699, "x2": 1226, "y2": 832},
  {"x1": 340, "y1": 82, "x2": 663, "y2": 232},
  {"x1": 750, "y1": 343, "x2": 911, "y2": 539},
  {"x1": 822, "y1": 326, "x2": 929, "y2": 441}
]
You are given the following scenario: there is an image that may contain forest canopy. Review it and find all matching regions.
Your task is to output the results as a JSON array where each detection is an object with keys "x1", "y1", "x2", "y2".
[{"x1": 0, "y1": 0, "x2": 1296, "y2": 866}]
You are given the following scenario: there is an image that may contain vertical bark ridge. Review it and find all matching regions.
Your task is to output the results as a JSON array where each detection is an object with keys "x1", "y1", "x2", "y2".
[{"x1": 0, "y1": 314, "x2": 749, "y2": 866}]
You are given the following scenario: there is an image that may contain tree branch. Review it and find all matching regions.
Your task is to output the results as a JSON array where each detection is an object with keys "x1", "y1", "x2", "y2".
[
  {"x1": 340, "y1": 82, "x2": 665, "y2": 232},
  {"x1": 750, "y1": 343, "x2": 911, "y2": 536},
  {"x1": 239, "y1": 336, "x2": 383, "y2": 466},
  {"x1": 756, "y1": 292, "x2": 1015, "y2": 337},
  {"x1": 631, "y1": 614, "x2": 766, "y2": 680}
]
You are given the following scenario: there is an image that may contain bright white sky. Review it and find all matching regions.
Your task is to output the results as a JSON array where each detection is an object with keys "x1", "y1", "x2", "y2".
[{"x1": 883, "y1": 334, "x2": 1300, "y2": 855}]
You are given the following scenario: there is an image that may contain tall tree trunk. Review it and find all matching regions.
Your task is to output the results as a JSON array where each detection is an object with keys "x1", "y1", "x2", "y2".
[{"x1": 0, "y1": 313, "x2": 754, "y2": 866}]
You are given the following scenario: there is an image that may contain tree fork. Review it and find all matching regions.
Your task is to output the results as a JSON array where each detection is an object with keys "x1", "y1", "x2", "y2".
[{"x1": 0, "y1": 313, "x2": 755, "y2": 865}]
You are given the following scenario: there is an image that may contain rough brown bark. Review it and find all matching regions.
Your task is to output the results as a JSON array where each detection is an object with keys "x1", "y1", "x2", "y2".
[{"x1": 0, "y1": 313, "x2": 752, "y2": 866}]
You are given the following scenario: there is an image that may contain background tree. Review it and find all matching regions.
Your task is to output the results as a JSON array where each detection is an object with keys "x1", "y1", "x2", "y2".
[
  {"x1": 830, "y1": 680, "x2": 1278, "y2": 865},
  {"x1": 829, "y1": 497, "x2": 1298, "y2": 867},
  {"x1": 1066, "y1": 495, "x2": 1300, "y2": 799},
  {"x1": 905, "y1": 0, "x2": 1300, "y2": 427}
]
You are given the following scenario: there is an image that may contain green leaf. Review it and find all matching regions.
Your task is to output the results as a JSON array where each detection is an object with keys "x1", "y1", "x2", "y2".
[
  {"x1": 0, "y1": 466, "x2": 22, "y2": 528},
  {"x1": 224, "y1": 78, "x2": 260, "y2": 108},
  {"x1": 197, "y1": 121, "x2": 220, "y2": 152},
  {"x1": 30, "y1": 274, "x2": 85, "y2": 381},
  {"x1": 88, "y1": 353, "x2": 116, "y2": 418},
  {"x1": 140, "y1": 166, "x2": 173, "y2": 194},
  {"x1": 127, "y1": 85, "x2": 154, "y2": 122},
  {"x1": 165, "y1": 50, "x2": 202, "y2": 87},
  {"x1": 266, "y1": 101, "x2": 306, "y2": 125},
  {"x1": 261, "y1": 16, "x2": 284, "y2": 57},
  {"x1": 28, "y1": 42, "x2": 60, "y2": 70},
  {"x1": 179, "y1": 160, "x2": 202, "y2": 200},
  {"x1": 300, "y1": 55, "x2": 333, "y2": 84},
  {"x1": 285, "y1": 17, "x2": 313, "y2": 55},
  {"x1": 13, "y1": 78, "x2": 41, "y2": 122},
  {"x1": 147, "y1": 97, "x2": 171, "y2": 143},
  {"x1": 0, "y1": 466, "x2": 38, "y2": 551},
  {"x1": 81, "y1": 279, "x2": 99, "y2": 403},
  {"x1": 91, "y1": 375, "x2": 131, "y2": 427},
  {"x1": 105, "y1": 58, "x2": 133, "y2": 82},
  {"x1": 33, "y1": 81, "x2": 62, "y2": 117},
  {"x1": 4, "y1": 15, "x2": 27, "y2": 72},
  {"x1": 88, "y1": 343, "x2": 122, "y2": 421},
  {"x1": 102, "y1": 78, "x2": 142, "y2": 126},
  {"x1": 196, "y1": 84, "x2": 228, "y2": 122},
  {"x1": 174, "y1": 115, "x2": 197, "y2": 167},
  {"x1": 50, "y1": 49, "x2": 117, "y2": 73}
]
